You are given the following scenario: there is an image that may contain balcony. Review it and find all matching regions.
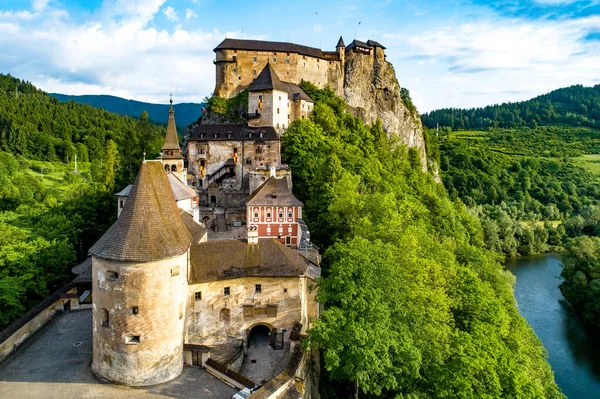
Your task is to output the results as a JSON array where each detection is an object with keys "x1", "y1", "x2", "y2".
[{"x1": 243, "y1": 110, "x2": 261, "y2": 119}]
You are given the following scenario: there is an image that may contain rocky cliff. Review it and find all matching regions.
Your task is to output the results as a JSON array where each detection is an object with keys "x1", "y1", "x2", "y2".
[{"x1": 343, "y1": 54, "x2": 428, "y2": 171}]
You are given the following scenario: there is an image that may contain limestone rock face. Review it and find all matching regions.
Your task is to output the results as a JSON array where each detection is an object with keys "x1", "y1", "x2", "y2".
[{"x1": 343, "y1": 54, "x2": 427, "y2": 170}]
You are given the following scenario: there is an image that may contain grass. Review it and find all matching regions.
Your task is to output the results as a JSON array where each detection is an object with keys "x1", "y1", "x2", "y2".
[{"x1": 573, "y1": 154, "x2": 600, "y2": 176}]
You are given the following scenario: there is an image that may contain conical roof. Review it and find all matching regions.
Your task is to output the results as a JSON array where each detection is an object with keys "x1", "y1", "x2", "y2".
[
  {"x1": 248, "y1": 63, "x2": 283, "y2": 92},
  {"x1": 336, "y1": 36, "x2": 345, "y2": 48},
  {"x1": 89, "y1": 161, "x2": 192, "y2": 262},
  {"x1": 162, "y1": 101, "x2": 181, "y2": 152}
]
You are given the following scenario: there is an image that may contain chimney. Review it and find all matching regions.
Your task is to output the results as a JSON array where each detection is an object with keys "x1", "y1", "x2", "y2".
[{"x1": 247, "y1": 225, "x2": 258, "y2": 245}]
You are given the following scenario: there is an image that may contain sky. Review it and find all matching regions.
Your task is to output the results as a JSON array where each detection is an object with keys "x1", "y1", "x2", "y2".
[{"x1": 0, "y1": 0, "x2": 598, "y2": 112}]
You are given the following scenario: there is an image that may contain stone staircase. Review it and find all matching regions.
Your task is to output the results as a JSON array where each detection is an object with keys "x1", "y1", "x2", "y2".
[{"x1": 216, "y1": 213, "x2": 227, "y2": 232}]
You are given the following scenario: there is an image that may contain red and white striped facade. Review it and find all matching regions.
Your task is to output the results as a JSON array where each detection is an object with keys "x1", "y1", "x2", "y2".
[{"x1": 246, "y1": 205, "x2": 302, "y2": 247}]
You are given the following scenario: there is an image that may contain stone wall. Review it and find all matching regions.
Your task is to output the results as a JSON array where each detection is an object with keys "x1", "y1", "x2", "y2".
[
  {"x1": 0, "y1": 284, "x2": 78, "y2": 364},
  {"x1": 92, "y1": 253, "x2": 189, "y2": 386},
  {"x1": 215, "y1": 49, "x2": 344, "y2": 99},
  {"x1": 186, "y1": 275, "x2": 318, "y2": 347}
]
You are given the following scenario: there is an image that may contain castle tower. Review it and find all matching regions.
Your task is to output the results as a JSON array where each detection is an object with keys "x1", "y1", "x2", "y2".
[
  {"x1": 89, "y1": 161, "x2": 192, "y2": 386},
  {"x1": 336, "y1": 36, "x2": 345, "y2": 66},
  {"x1": 161, "y1": 96, "x2": 187, "y2": 183}
]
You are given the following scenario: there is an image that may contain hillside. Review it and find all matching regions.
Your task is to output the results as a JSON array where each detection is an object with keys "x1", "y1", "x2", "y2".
[
  {"x1": 422, "y1": 84, "x2": 600, "y2": 130},
  {"x1": 51, "y1": 93, "x2": 203, "y2": 127},
  {"x1": 282, "y1": 86, "x2": 563, "y2": 398}
]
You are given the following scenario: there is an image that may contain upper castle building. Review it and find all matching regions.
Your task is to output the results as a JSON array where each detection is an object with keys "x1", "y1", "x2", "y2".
[{"x1": 213, "y1": 37, "x2": 386, "y2": 100}]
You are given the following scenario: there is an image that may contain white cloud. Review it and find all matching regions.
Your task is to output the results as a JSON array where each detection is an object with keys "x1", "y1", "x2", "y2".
[
  {"x1": 32, "y1": 0, "x2": 50, "y2": 12},
  {"x1": 384, "y1": 15, "x2": 600, "y2": 111},
  {"x1": 313, "y1": 24, "x2": 322, "y2": 32},
  {"x1": 185, "y1": 8, "x2": 197, "y2": 20},
  {"x1": 163, "y1": 6, "x2": 179, "y2": 22},
  {"x1": 0, "y1": 2, "x2": 247, "y2": 103}
]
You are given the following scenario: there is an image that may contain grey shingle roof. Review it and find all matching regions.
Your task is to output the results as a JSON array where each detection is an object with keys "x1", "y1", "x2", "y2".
[
  {"x1": 189, "y1": 239, "x2": 313, "y2": 283},
  {"x1": 336, "y1": 36, "x2": 345, "y2": 48},
  {"x1": 346, "y1": 39, "x2": 370, "y2": 50},
  {"x1": 214, "y1": 38, "x2": 329, "y2": 59},
  {"x1": 366, "y1": 39, "x2": 386, "y2": 49},
  {"x1": 167, "y1": 173, "x2": 197, "y2": 200},
  {"x1": 246, "y1": 176, "x2": 303, "y2": 207},
  {"x1": 248, "y1": 64, "x2": 313, "y2": 102},
  {"x1": 179, "y1": 209, "x2": 206, "y2": 243},
  {"x1": 89, "y1": 161, "x2": 192, "y2": 262},
  {"x1": 115, "y1": 184, "x2": 132, "y2": 197},
  {"x1": 188, "y1": 124, "x2": 279, "y2": 141},
  {"x1": 71, "y1": 257, "x2": 92, "y2": 284}
]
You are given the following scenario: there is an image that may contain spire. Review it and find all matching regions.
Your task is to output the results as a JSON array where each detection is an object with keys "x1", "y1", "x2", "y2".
[
  {"x1": 336, "y1": 36, "x2": 345, "y2": 48},
  {"x1": 162, "y1": 93, "x2": 181, "y2": 154}
]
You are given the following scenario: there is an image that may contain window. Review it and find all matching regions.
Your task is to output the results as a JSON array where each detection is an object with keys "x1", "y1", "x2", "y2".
[
  {"x1": 125, "y1": 335, "x2": 140, "y2": 344},
  {"x1": 233, "y1": 68, "x2": 238, "y2": 73},
  {"x1": 171, "y1": 266, "x2": 180, "y2": 277},
  {"x1": 284, "y1": 288, "x2": 288, "y2": 293},
  {"x1": 224, "y1": 287, "x2": 230, "y2": 296},
  {"x1": 254, "y1": 212, "x2": 259, "y2": 218},
  {"x1": 132, "y1": 306, "x2": 139, "y2": 314},
  {"x1": 232, "y1": 56, "x2": 237, "y2": 61},
  {"x1": 119, "y1": 200, "x2": 124, "y2": 209},
  {"x1": 106, "y1": 271, "x2": 118, "y2": 281},
  {"x1": 252, "y1": 70, "x2": 256, "y2": 76},
  {"x1": 246, "y1": 158, "x2": 252, "y2": 164},
  {"x1": 278, "y1": 212, "x2": 283, "y2": 218},
  {"x1": 259, "y1": 95, "x2": 263, "y2": 100},
  {"x1": 273, "y1": 52, "x2": 277, "y2": 55},
  {"x1": 279, "y1": 96, "x2": 281, "y2": 101},
  {"x1": 277, "y1": 123, "x2": 280, "y2": 129},
  {"x1": 194, "y1": 292, "x2": 202, "y2": 301},
  {"x1": 303, "y1": 62, "x2": 305, "y2": 67},
  {"x1": 286, "y1": 59, "x2": 289, "y2": 64},
  {"x1": 273, "y1": 58, "x2": 276, "y2": 62},
  {"x1": 286, "y1": 236, "x2": 292, "y2": 245},
  {"x1": 171, "y1": 164, "x2": 177, "y2": 172},
  {"x1": 277, "y1": 108, "x2": 280, "y2": 114},
  {"x1": 266, "y1": 212, "x2": 271, "y2": 218},
  {"x1": 255, "y1": 284, "x2": 262, "y2": 293},
  {"x1": 253, "y1": 57, "x2": 257, "y2": 62},
  {"x1": 227, "y1": 133, "x2": 232, "y2": 138},
  {"x1": 288, "y1": 212, "x2": 293, "y2": 219},
  {"x1": 101, "y1": 308, "x2": 109, "y2": 327},
  {"x1": 255, "y1": 147, "x2": 262, "y2": 154},
  {"x1": 200, "y1": 133, "x2": 204, "y2": 138}
]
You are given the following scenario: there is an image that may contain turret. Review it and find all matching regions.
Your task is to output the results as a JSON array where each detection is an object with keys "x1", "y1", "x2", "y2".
[
  {"x1": 89, "y1": 161, "x2": 192, "y2": 386},
  {"x1": 336, "y1": 36, "x2": 345, "y2": 64},
  {"x1": 161, "y1": 95, "x2": 187, "y2": 183}
]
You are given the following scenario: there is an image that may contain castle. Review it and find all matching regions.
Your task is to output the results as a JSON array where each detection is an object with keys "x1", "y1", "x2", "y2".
[{"x1": 84, "y1": 36, "x2": 391, "y2": 389}]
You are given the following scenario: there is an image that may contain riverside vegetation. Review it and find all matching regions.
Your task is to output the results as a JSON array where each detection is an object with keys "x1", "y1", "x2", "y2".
[
  {"x1": 0, "y1": 74, "x2": 165, "y2": 328},
  {"x1": 422, "y1": 86, "x2": 600, "y2": 332}
]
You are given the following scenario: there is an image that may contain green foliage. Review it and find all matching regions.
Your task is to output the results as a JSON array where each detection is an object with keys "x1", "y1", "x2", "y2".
[
  {"x1": 400, "y1": 87, "x2": 417, "y2": 116},
  {"x1": 0, "y1": 74, "x2": 162, "y2": 330},
  {"x1": 204, "y1": 90, "x2": 248, "y2": 123},
  {"x1": 282, "y1": 87, "x2": 563, "y2": 398},
  {"x1": 560, "y1": 236, "x2": 600, "y2": 330},
  {"x1": 422, "y1": 84, "x2": 600, "y2": 130}
]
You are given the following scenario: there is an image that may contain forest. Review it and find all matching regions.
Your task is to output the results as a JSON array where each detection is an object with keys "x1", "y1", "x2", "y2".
[
  {"x1": 0, "y1": 74, "x2": 165, "y2": 329},
  {"x1": 421, "y1": 84, "x2": 600, "y2": 130},
  {"x1": 282, "y1": 82, "x2": 563, "y2": 398},
  {"x1": 425, "y1": 84, "x2": 600, "y2": 332}
]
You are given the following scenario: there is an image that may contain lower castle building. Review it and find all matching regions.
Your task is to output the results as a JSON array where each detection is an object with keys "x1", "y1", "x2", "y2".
[{"x1": 87, "y1": 160, "x2": 319, "y2": 386}]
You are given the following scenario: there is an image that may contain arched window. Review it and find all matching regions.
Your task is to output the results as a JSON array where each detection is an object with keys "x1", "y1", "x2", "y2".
[
  {"x1": 171, "y1": 165, "x2": 177, "y2": 172},
  {"x1": 220, "y1": 308, "x2": 230, "y2": 323},
  {"x1": 164, "y1": 164, "x2": 170, "y2": 172},
  {"x1": 101, "y1": 308, "x2": 109, "y2": 328}
]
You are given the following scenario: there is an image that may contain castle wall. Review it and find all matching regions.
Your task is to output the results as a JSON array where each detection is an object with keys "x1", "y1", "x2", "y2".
[
  {"x1": 186, "y1": 275, "x2": 318, "y2": 346},
  {"x1": 92, "y1": 253, "x2": 188, "y2": 386},
  {"x1": 187, "y1": 139, "x2": 280, "y2": 192},
  {"x1": 215, "y1": 49, "x2": 343, "y2": 99}
]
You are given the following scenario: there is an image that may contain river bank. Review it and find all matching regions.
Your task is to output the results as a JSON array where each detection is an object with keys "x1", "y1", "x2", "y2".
[{"x1": 506, "y1": 254, "x2": 600, "y2": 398}]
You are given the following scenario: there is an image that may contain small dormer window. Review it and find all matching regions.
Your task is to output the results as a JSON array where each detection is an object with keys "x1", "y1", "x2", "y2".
[
  {"x1": 272, "y1": 193, "x2": 278, "y2": 199},
  {"x1": 214, "y1": 133, "x2": 218, "y2": 138},
  {"x1": 200, "y1": 133, "x2": 204, "y2": 138},
  {"x1": 227, "y1": 132, "x2": 232, "y2": 138},
  {"x1": 259, "y1": 132, "x2": 263, "y2": 138},
  {"x1": 248, "y1": 132, "x2": 252, "y2": 138}
]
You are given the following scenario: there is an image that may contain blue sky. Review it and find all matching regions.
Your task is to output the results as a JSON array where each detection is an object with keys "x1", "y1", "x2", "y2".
[{"x1": 0, "y1": 0, "x2": 598, "y2": 112}]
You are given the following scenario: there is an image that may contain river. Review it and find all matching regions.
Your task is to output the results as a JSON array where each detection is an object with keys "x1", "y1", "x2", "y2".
[{"x1": 506, "y1": 254, "x2": 600, "y2": 398}]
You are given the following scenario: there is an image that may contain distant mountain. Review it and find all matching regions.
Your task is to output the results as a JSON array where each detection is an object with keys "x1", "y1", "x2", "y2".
[
  {"x1": 422, "y1": 84, "x2": 600, "y2": 130},
  {"x1": 50, "y1": 93, "x2": 204, "y2": 127}
]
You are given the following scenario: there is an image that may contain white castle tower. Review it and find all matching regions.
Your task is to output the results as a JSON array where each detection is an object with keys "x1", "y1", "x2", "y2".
[{"x1": 89, "y1": 161, "x2": 192, "y2": 386}]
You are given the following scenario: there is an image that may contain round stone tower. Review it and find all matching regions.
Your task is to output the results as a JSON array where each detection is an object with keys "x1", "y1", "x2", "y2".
[{"x1": 89, "y1": 161, "x2": 192, "y2": 386}]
